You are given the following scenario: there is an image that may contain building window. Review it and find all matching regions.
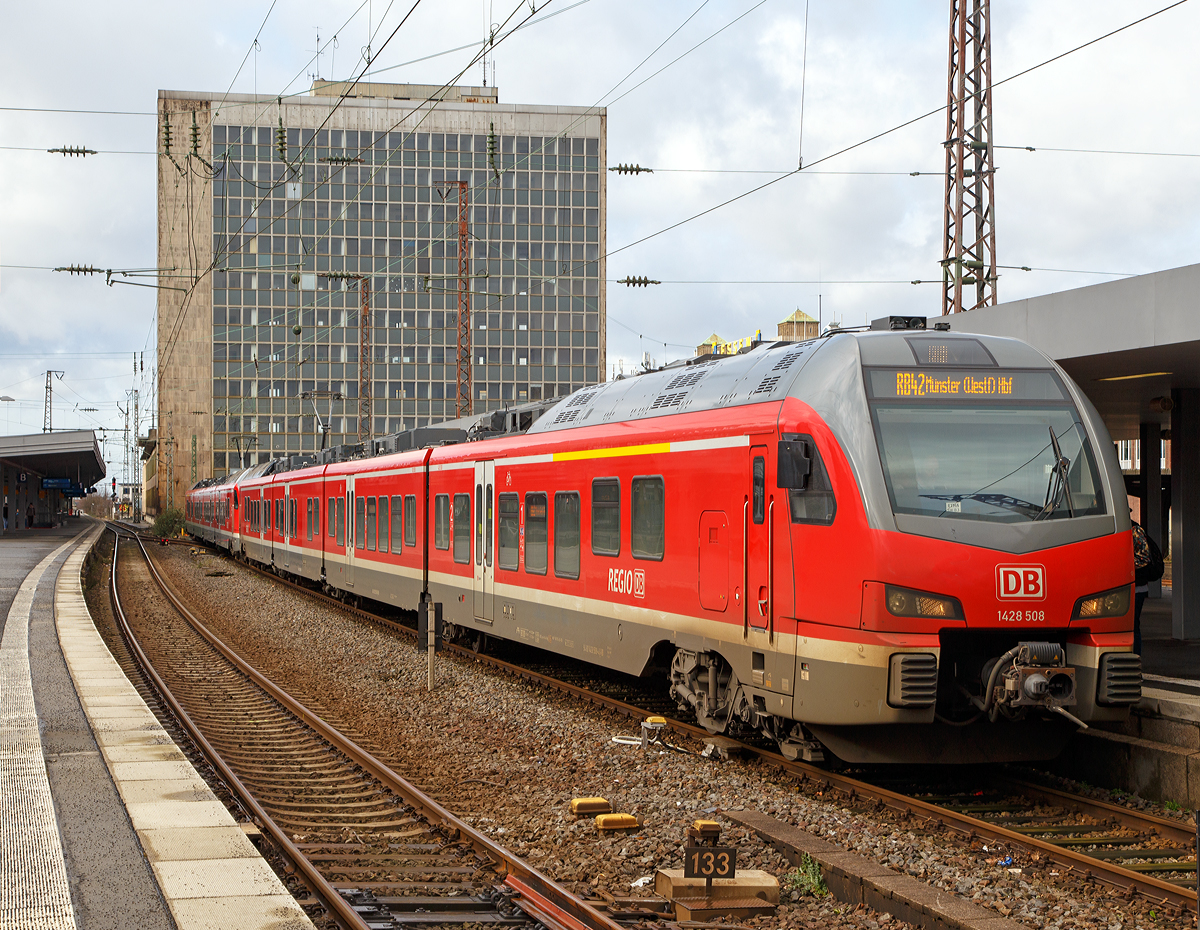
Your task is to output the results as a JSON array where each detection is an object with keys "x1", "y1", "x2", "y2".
[
  {"x1": 632, "y1": 476, "x2": 665, "y2": 561},
  {"x1": 591, "y1": 478, "x2": 620, "y2": 556},
  {"x1": 554, "y1": 491, "x2": 580, "y2": 579}
]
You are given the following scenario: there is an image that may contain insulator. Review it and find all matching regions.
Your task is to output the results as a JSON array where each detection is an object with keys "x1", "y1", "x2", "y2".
[
  {"x1": 162, "y1": 114, "x2": 173, "y2": 156},
  {"x1": 609, "y1": 163, "x2": 653, "y2": 175},
  {"x1": 190, "y1": 110, "x2": 201, "y2": 155},
  {"x1": 276, "y1": 121, "x2": 288, "y2": 162},
  {"x1": 618, "y1": 276, "x2": 660, "y2": 287}
]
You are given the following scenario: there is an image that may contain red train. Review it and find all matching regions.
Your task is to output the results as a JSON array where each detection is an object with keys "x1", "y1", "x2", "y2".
[{"x1": 187, "y1": 319, "x2": 1141, "y2": 764}]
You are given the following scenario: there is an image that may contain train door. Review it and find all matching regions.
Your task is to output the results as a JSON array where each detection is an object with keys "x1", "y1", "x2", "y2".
[
  {"x1": 747, "y1": 444, "x2": 772, "y2": 635},
  {"x1": 473, "y1": 461, "x2": 495, "y2": 623},
  {"x1": 346, "y1": 476, "x2": 356, "y2": 588}
]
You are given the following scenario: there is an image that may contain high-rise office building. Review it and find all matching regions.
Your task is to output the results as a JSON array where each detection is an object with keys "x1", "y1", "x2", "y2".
[{"x1": 156, "y1": 82, "x2": 605, "y2": 504}]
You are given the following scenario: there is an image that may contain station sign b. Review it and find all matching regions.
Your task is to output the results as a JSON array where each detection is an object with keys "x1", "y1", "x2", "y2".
[{"x1": 996, "y1": 564, "x2": 1046, "y2": 601}]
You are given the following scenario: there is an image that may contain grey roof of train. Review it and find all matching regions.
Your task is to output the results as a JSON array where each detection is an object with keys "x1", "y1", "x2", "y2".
[{"x1": 526, "y1": 330, "x2": 1055, "y2": 434}]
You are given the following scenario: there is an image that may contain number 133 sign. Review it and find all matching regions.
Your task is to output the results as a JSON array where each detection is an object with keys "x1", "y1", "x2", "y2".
[{"x1": 684, "y1": 846, "x2": 737, "y2": 880}]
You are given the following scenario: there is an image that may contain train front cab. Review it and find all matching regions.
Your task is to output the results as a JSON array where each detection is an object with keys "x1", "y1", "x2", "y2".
[{"x1": 781, "y1": 330, "x2": 1141, "y2": 765}]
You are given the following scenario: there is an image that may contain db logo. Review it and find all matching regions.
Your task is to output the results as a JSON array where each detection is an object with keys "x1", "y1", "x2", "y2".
[
  {"x1": 996, "y1": 564, "x2": 1046, "y2": 601},
  {"x1": 609, "y1": 568, "x2": 646, "y2": 599}
]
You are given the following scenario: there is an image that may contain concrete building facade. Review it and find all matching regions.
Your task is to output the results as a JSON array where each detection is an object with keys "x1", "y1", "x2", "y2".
[{"x1": 157, "y1": 82, "x2": 606, "y2": 499}]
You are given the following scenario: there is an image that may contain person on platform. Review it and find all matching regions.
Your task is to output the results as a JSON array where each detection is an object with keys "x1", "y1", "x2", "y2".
[
  {"x1": 1131, "y1": 515, "x2": 1165, "y2": 656},
  {"x1": 26, "y1": 502, "x2": 34, "y2": 529}
]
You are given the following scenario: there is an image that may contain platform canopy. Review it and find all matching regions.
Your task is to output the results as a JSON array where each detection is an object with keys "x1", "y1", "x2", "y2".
[{"x1": 0, "y1": 430, "x2": 106, "y2": 488}]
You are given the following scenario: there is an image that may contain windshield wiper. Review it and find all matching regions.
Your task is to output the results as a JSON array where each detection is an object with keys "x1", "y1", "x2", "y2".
[{"x1": 1036, "y1": 426, "x2": 1075, "y2": 520}]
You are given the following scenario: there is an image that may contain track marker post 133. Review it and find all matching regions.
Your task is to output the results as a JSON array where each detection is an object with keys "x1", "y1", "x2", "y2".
[{"x1": 684, "y1": 820, "x2": 736, "y2": 899}]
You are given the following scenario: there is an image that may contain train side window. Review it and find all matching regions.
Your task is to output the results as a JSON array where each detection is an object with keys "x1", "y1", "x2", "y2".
[
  {"x1": 554, "y1": 492, "x2": 581, "y2": 579},
  {"x1": 591, "y1": 478, "x2": 620, "y2": 556},
  {"x1": 785, "y1": 436, "x2": 837, "y2": 526},
  {"x1": 404, "y1": 495, "x2": 417, "y2": 547},
  {"x1": 498, "y1": 493, "x2": 519, "y2": 571},
  {"x1": 525, "y1": 493, "x2": 548, "y2": 574},
  {"x1": 266, "y1": 498, "x2": 272, "y2": 531},
  {"x1": 391, "y1": 494, "x2": 405, "y2": 552},
  {"x1": 453, "y1": 493, "x2": 471, "y2": 564},
  {"x1": 313, "y1": 498, "x2": 320, "y2": 537},
  {"x1": 307, "y1": 499, "x2": 313, "y2": 540},
  {"x1": 328, "y1": 497, "x2": 336, "y2": 538},
  {"x1": 355, "y1": 495, "x2": 366, "y2": 549},
  {"x1": 632, "y1": 476, "x2": 665, "y2": 561},
  {"x1": 752, "y1": 456, "x2": 766, "y2": 525},
  {"x1": 379, "y1": 497, "x2": 389, "y2": 553},
  {"x1": 366, "y1": 497, "x2": 377, "y2": 551},
  {"x1": 475, "y1": 484, "x2": 483, "y2": 566},
  {"x1": 485, "y1": 483, "x2": 493, "y2": 568},
  {"x1": 434, "y1": 494, "x2": 450, "y2": 549},
  {"x1": 336, "y1": 497, "x2": 346, "y2": 546}
]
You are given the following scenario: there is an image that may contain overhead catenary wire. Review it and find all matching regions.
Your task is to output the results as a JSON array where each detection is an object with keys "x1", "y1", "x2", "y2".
[{"x1": 602, "y1": 0, "x2": 1193, "y2": 263}]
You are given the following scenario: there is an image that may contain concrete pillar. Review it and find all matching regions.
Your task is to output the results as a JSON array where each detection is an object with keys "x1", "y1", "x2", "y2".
[
  {"x1": 1171, "y1": 388, "x2": 1200, "y2": 640},
  {"x1": 1140, "y1": 421, "x2": 1164, "y2": 599}
]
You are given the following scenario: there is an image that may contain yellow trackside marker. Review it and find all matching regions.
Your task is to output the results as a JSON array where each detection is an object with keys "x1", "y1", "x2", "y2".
[
  {"x1": 553, "y1": 442, "x2": 670, "y2": 463},
  {"x1": 570, "y1": 797, "x2": 613, "y2": 815},
  {"x1": 596, "y1": 813, "x2": 640, "y2": 831}
]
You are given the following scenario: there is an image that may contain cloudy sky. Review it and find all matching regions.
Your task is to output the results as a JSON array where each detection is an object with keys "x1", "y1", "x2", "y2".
[{"x1": 3, "y1": 0, "x2": 1198, "y2": 478}]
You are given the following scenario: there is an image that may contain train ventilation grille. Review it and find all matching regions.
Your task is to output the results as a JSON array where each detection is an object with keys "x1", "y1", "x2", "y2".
[
  {"x1": 771, "y1": 348, "x2": 806, "y2": 371},
  {"x1": 650, "y1": 391, "x2": 689, "y2": 410},
  {"x1": 552, "y1": 408, "x2": 580, "y2": 425},
  {"x1": 751, "y1": 375, "x2": 781, "y2": 395},
  {"x1": 887, "y1": 653, "x2": 938, "y2": 707},
  {"x1": 664, "y1": 365, "x2": 713, "y2": 391},
  {"x1": 566, "y1": 390, "x2": 599, "y2": 408},
  {"x1": 1098, "y1": 652, "x2": 1142, "y2": 705}
]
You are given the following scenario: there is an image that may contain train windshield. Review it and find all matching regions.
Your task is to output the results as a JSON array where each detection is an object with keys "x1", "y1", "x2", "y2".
[{"x1": 866, "y1": 368, "x2": 1106, "y2": 523}]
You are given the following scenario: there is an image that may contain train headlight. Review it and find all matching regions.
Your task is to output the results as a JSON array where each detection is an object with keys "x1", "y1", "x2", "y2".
[
  {"x1": 884, "y1": 584, "x2": 963, "y2": 619},
  {"x1": 1073, "y1": 585, "x2": 1131, "y2": 619}
]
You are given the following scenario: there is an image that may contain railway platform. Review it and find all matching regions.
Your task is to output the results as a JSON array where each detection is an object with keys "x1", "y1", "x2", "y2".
[{"x1": 0, "y1": 518, "x2": 312, "y2": 930}]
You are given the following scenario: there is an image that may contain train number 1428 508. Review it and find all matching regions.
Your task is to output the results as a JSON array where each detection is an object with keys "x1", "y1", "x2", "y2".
[{"x1": 997, "y1": 608, "x2": 1045, "y2": 623}]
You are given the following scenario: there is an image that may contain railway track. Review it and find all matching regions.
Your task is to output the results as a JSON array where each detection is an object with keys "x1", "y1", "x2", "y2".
[
  {"x1": 167, "y1": 531, "x2": 1199, "y2": 921},
  {"x1": 107, "y1": 525, "x2": 626, "y2": 930}
]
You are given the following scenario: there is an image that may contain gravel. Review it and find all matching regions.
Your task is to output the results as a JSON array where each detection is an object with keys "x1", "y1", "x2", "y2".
[{"x1": 144, "y1": 545, "x2": 1180, "y2": 930}]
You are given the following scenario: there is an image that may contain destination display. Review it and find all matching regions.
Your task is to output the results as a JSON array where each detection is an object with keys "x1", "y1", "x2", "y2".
[{"x1": 867, "y1": 369, "x2": 1066, "y2": 402}]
